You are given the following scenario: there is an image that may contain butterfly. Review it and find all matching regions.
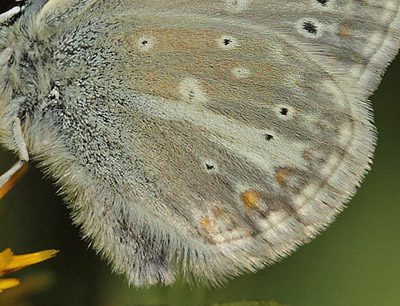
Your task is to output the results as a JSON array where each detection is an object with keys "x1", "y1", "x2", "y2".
[{"x1": 0, "y1": 0, "x2": 399, "y2": 287}]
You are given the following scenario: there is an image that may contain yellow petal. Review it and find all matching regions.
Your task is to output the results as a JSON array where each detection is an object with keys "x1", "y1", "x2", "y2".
[
  {"x1": 0, "y1": 249, "x2": 13, "y2": 274},
  {"x1": 0, "y1": 278, "x2": 20, "y2": 292},
  {"x1": 2, "y1": 249, "x2": 58, "y2": 275}
]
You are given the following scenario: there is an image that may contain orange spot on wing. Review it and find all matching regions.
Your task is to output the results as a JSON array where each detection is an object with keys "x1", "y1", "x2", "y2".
[
  {"x1": 241, "y1": 190, "x2": 260, "y2": 210},
  {"x1": 276, "y1": 168, "x2": 290, "y2": 186},
  {"x1": 200, "y1": 217, "x2": 212, "y2": 234},
  {"x1": 339, "y1": 24, "x2": 352, "y2": 37}
]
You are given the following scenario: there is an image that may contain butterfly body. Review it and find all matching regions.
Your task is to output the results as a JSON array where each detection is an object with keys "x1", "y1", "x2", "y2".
[{"x1": 0, "y1": 0, "x2": 399, "y2": 287}]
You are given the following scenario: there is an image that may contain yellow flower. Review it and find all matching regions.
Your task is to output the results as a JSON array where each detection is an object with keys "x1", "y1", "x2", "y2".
[{"x1": 0, "y1": 248, "x2": 58, "y2": 292}]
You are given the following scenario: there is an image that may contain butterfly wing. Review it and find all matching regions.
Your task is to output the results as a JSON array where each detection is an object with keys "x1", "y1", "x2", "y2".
[{"x1": 22, "y1": 0, "x2": 400, "y2": 286}]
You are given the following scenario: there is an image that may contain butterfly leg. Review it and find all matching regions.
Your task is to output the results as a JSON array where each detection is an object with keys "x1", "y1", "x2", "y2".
[{"x1": 0, "y1": 118, "x2": 29, "y2": 191}]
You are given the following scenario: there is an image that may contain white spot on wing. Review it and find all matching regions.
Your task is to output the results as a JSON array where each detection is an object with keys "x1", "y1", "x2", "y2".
[
  {"x1": 225, "y1": 0, "x2": 251, "y2": 13},
  {"x1": 201, "y1": 158, "x2": 219, "y2": 173},
  {"x1": 321, "y1": 153, "x2": 339, "y2": 176},
  {"x1": 385, "y1": 1, "x2": 396, "y2": 9},
  {"x1": 293, "y1": 183, "x2": 319, "y2": 209},
  {"x1": 137, "y1": 35, "x2": 157, "y2": 52},
  {"x1": 296, "y1": 18, "x2": 324, "y2": 39},
  {"x1": 179, "y1": 78, "x2": 208, "y2": 104},
  {"x1": 363, "y1": 33, "x2": 383, "y2": 57},
  {"x1": 268, "y1": 211, "x2": 287, "y2": 226},
  {"x1": 232, "y1": 67, "x2": 251, "y2": 78},
  {"x1": 217, "y1": 35, "x2": 240, "y2": 50},
  {"x1": 349, "y1": 64, "x2": 363, "y2": 79},
  {"x1": 275, "y1": 105, "x2": 294, "y2": 120},
  {"x1": 261, "y1": 212, "x2": 305, "y2": 248},
  {"x1": 337, "y1": 122, "x2": 353, "y2": 147}
]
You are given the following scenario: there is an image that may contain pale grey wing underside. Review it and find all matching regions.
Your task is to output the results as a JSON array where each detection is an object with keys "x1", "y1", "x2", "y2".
[{"x1": 21, "y1": 0, "x2": 400, "y2": 286}]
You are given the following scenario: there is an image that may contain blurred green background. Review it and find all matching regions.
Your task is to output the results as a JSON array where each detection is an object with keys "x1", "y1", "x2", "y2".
[{"x1": 1, "y1": 4, "x2": 400, "y2": 306}]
